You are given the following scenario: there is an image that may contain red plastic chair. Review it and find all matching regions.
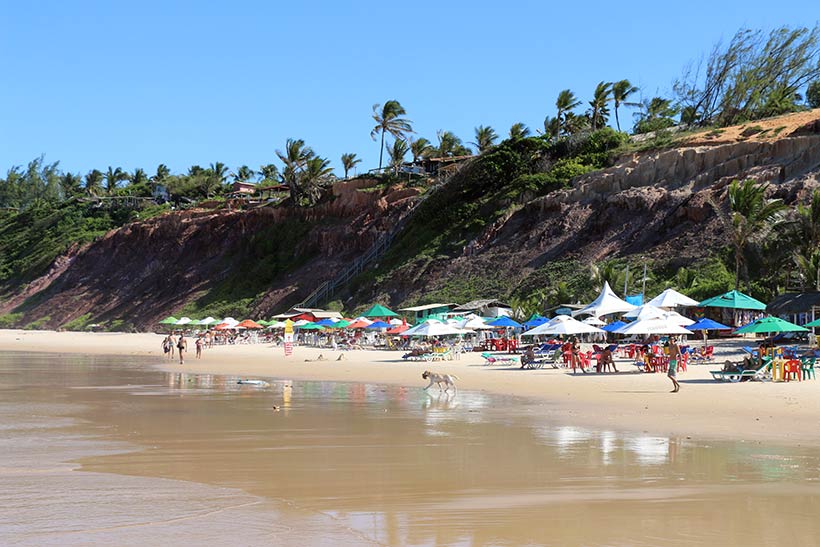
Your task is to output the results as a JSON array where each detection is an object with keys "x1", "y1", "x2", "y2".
[{"x1": 784, "y1": 360, "x2": 802, "y2": 382}]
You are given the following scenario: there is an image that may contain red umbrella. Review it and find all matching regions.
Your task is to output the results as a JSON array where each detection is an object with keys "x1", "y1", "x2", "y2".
[{"x1": 386, "y1": 324, "x2": 409, "y2": 334}]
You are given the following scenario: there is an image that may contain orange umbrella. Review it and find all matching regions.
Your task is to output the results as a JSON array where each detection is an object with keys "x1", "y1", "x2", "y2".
[
  {"x1": 237, "y1": 319, "x2": 263, "y2": 329},
  {"x1": 213, "y1": 322, "x2": 231, "y2": 330},
  {"x1": 346, "y1": 319, "x2": 371, "y2": 329}
]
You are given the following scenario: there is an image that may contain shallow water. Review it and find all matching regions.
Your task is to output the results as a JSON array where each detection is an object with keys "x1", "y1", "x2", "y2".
[{"x1": 2, "y1": 352, "x2": 820, "y2": 546}]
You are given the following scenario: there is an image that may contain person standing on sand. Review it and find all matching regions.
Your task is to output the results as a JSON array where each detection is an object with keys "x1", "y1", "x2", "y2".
[
  {"x1": 168, "y1": 333, "x2": 177, "y2": 359},
  {"x1": 195, "y1": 336, "x2": 203, "y2": 359},
  {"x1": 668, "y1": 336, "x2": 681, "y2": 393},
  {"x1": 162, "y1": 336, "x2": 172, "y2": 358},
  {"x1": 177, "y1": 335, "x2": 187, "y2": 365}
]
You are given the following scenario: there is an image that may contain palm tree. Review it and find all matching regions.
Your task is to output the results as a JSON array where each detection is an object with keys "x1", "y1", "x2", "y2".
[
  {"x1": 562, "y1": 112, "x2": 590, "y2": 135},
  {"x1": 103, "y1": 166, "x2": 128, "y2": 195},
  {"x1": 300, "y1": 156, "x2": 334, "y2": 205},
  {"x1": 258, "y1": 164, "x2": 280, "y2": 183},
  {"x1": 59, "y1": 172, "x2": 83, "y2": 198},
  {"x1": 612, "y1": 79, "x2": 639, "y2": 132},
  {"x1": 471, "y1": 125, "x2": 498, "y2": 153},
  {"x1": 209, "y1": 162, "x2": 229, "y2": 185},
  {"x1": 410, "y1": 137, "x2": 433, "y2": 161},
  {"x1": 233, "y1": 165, "x2": 255, "y2": 183},
  {"x1": 542, "y1": 116, "x2": 561, "y2": 140},
  {"x1": 154, "y1": 164, "x2": 170, "y2": 183},
  {"x1": 711, "y1": 179, "x2": 787, "y2": 289},
  {"x1": 276, "y1": 138, "x2": 315, "y2": 203},
  {"x1": 555, "y1": 89, "x2": 582, "y2": 134},
  {"x1": 588, "y1": 81, "x2": 612, "y2": 130},
  {"x1": 130, "y1": 168, "x2": 148, "y2": 187},
  {"x1": 387, "y1": 139, "x2": 409, "y2": 173},
  {"x1": 371, "y1": 100, "x2": 413, "y2": 171},
  {"x1": 84, "y1": 169, "x2": 104, "y2": 196},
  {"x1": 435, "y1": 130, "x2": 470, "y2": 157},
  {"x1": 340, "y1": 153, "x2": 361, "y2": 179},
  {"x1": 508, "y1": 122, "x2": 531, "y2": 139}
]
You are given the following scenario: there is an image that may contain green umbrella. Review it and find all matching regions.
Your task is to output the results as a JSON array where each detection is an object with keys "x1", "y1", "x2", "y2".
[
  {"x1": 299, "y1": 323, "x2": 325, "y2": 330},
  {"x1": 804, "y1": 318, "x2": 820, "y2": 328},
  {"x1": 158, "y1": 316, "x2": 178, "y2": 325},
  {"x1": 333, "y1": 319, "x2": 351, "y2": 328},
  {"x1": 188, "y1": 319, "x2": 203, "y2": 326},
  {"x1": 734, "y1": 316, "x2": 807, "y2": 334},
  {"x1": 362, "y1": 304, "x2": 399, "y2": 318},
  {"x1": 698, "y1": 290, "x2": 766, "y2": 310}
]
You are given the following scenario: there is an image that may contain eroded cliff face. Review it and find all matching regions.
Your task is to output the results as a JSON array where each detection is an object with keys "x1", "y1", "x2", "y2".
[
  {"x1": 5, "y1": 128, "x2": 820, "y2": 329},
  {"x1": 365, "y1": 136, "x2": 820, "y2": 306},
  {"x1": 1, "y1": 180, "x2": 419, "y2": 330}
]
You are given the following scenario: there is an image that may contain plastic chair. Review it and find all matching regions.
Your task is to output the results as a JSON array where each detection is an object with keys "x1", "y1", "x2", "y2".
[
  {"x1": 801, "y1": 357, "x2": 816, "y2": 380},
  {"x1": 783, "y1": 359, "x2": 802, "y2": 382}
]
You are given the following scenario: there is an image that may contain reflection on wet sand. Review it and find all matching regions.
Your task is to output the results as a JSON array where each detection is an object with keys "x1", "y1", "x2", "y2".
[{"x1": 2, "y1": 353, "x2": 820, "y2": 546}]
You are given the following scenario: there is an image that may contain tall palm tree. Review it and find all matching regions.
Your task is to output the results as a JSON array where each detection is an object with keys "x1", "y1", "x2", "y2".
[
  {"x1": 340, "y1": 153, "x2": 361, "y2": 179},
  {"x1": 612, "y1": 79, "x2": 639, "y2": 132},
  {"x1": 471, "y1": 125, "x2": 498, "y2": 153},
  {"x1": 508, "y1": 122, "x2": 531, "y2": 139},
  {"x1": 103, "y1": 166, "x2": 128, "y2": 195},
  {"x1": 154, "y1": 164, "x2": 170, "y2": 183},
  {"x1": 371, "y1": 100, "x2": 413, "y2": 170},
  {"x1": 387, "y1": 139, "x2": 409, "y2": 173},
  {"x1": 84, "y1": 169, "x2": 104, "y2": 196},
  {"x1": 209, "y1": 162, "x2": 229, "y2": 184},
  {"x1": 555, "y1": 89, "x2": 581, "y2": 134},
  {"x1": 588, "y1": 81, "x2": 612, "y2": 130},
  {"x1": 712, "y1": 179, "x2": 787, "y2": 289},
  {"x1": 410, "y1": 137, "x2": 433, "y2": 161},
  {"x1": 130, "y1": 168, "x2": 148, "y2": 187}
]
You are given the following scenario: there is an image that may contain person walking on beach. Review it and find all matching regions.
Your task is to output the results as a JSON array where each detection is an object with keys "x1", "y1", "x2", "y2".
[
  {"x1": 162, "y1": 336, "x2": 172, "y2": 358},
  {"x1": 195, "y1": 336, "x2": 203, "y2": 359},
  {"x1": 177, "y1": 335, "x2": 187, "y2": 365},
  {"x1": 668, "y1": 336, "x2": 681, "y2": 393},
  {"x1": 168, "y1": 333, "x2": 177, "y2": 359}
]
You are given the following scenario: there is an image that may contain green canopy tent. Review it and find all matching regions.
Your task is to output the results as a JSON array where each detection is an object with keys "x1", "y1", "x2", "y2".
[
  {"x1": 699, "y1": 290, "x2": 767, "y2": 328},
  {"x1": 362, "y1": 304, "x2": 399, "y2": 318}
]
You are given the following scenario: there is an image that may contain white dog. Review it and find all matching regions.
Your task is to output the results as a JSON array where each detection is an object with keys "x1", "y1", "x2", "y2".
[{"x1": 422, "y1": 370, "x2": 459, "y2": 393}]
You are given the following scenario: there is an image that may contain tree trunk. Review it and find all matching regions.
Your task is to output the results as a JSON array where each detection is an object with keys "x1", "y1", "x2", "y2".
[
  {"x1": 615, "y1": 106, "x2": 621, "y2": 132},
  {"x1": 735, "y1": 251, "x2": 741, "y2": 290},
  {"x1": 378, "y1": 131, "x2": 385, "y2": 170}
]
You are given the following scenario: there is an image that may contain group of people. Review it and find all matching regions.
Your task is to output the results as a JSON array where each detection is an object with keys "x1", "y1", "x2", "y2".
[{"x1": 162, "y1": 332, "x2": 204, "y2": 364}]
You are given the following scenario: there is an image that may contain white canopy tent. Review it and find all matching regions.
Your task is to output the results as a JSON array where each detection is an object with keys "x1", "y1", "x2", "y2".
[
  {"x1": 647, "y1": 288, "x2": 699, "y2": 308},
  {"x1": 522, "y1": 315, "x2": 605, "y2": 336},
  {"x1": 624, "y1": 304, "x2": 666, "y2": 320},
  {"x1": 403, "y1": 321, "x2": 471, "y2": 337},
  {"x1": 573, "y1": 281, "x2": 637, "y2": 318},
  {"x1": 582, "y1": 316, "x2": 606, "y2": 326},
  {"x1": 661, "y1": 310, "x2": 695, "y2": 326}
]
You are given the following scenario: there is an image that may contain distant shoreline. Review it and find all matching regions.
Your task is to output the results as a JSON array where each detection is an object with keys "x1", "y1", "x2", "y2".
[{"x1": 2, "y1": 329, "x2": 819, "y2": 446}]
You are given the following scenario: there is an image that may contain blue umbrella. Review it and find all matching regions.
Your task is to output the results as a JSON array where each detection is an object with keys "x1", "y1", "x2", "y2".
[
  {"x1": 315, "y1": 318, "x2": 338, "y2": 327},
  {"x1": 687, "y1": 318, "x2": 730, "y2": 331},
  {"x1": 602, "y1": 320, "x2": 627, "y2": 332},
  {"x1": 366, "y1": 320, "x2": 391, "y2": 329},
  {"x1": 524, "y1": 316, "x2": 549, "y2": 329},
  {"x1": 488, "y1": 316, "x2": 522, "y2": 328}
]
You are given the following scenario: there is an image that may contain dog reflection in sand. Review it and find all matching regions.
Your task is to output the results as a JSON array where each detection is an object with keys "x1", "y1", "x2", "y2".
[{"x1": 422, "y1": 370, "x2": 459, "y2": 393}]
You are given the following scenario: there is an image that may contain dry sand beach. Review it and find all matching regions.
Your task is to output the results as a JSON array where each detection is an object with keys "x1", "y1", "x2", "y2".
[{"x1": 3, "y1": 328, "x2": 819, "y2": 445}]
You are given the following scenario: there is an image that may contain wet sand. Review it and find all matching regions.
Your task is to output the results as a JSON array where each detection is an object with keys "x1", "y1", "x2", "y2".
[
  {"x1": 2, "y1": 351, "x2": 820, "y2": 546},
  {"x1": 2, "y1": 329, "x2": 820, "y2": 444}
]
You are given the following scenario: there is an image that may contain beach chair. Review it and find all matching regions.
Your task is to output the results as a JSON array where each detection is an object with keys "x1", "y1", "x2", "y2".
[
  {"x1": 710, "y1": 358, "x2": 771, "y2": 382},
  {"x1": 801, "y1": 357, "x2": 816, "y2": 380}
]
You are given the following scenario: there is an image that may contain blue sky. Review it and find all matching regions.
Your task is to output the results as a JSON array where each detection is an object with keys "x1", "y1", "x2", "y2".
[{"x1": 1, "y1": 1, "x2": 817, "y2": 179}]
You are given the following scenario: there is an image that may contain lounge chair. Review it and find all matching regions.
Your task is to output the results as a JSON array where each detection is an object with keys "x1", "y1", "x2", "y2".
[{"x1": 710, "y1": 358, "x2": 771, "y2": 382}]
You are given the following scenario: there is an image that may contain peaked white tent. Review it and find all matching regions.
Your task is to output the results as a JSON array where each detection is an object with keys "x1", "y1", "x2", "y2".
[
  {"x1": 647, "y1": 288, "x2": 699, "y2": 308},
  {"x1": 613, "y1": 317, "x2": 693, "y2": 335},
  {"x1": 624, "y1": 304, "x2": 666, "y2": 320},
  {"x1": 403, "y1": 321, "x2": 470, "y2": 337},
  {"x1": 573, "y1": 281, "x2": 637, "y2": 318},
  {"x1": 660, "y1": 310, "x2": 695, "y2": 326},
  {"x1": 522, "y1": 315, "x2": 605, "y2": 336}
]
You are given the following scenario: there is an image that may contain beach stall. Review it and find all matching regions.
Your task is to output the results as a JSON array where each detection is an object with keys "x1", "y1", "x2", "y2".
[{"x1": 698, "y1": 290, "x2": 766, "y2": 328}]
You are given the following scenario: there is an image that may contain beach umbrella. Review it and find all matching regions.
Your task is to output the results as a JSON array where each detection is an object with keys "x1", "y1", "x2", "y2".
[
  {"x1": 213, "y1": 322, "x2": 231, "y2": 330},
  {"x1": 698, "y1": 290, "x2": 766, "y2": 310},
  {"x1": 158, "y1": 316, "x2": 178, "y2": 325},
  {"x1": 366, "y1": 320, "x2": 392, "y2": 329},
  {"x1": 346, "y1": 319, "x2": 372, "y2": 329},
  {"x1": 237, "y1": 319, "x2": 264, "y2": 329},
  {"x1": 488, "y1": 316, "x2": 523, "y2": 328},
  {"x1": 522, "y1": 315, "x2": 604, "y2": 336},
  {"x1": 524, "y1": 314, "x2": 549, "y2": 329},
  {"x1": 389, "y1": 318, "x2": 404, "y2": 325},
  {"x1": 734, "y1": 316, "x2": 807, "y2": 335},
  {"x1": 292, "y1": 319, "x2": 312, "y2": 327},
  {"x1": 647, "y1": 288, "x2": 700, "y2": 308},
  {"x1": 200, "y1": 316, "x2": 218, "y2": 326},
  {"x1": 661, "y1": 310, "x2": 695, "y2": 326},
  {"x1": 332, "y1": 319, "x2": 351, "y2": 328},
  {"x1": 174, "y1": 317, "x2": 192, "y2": 326},
  {"x1": 613, "y1": 318, "x2": 693, "y2": 335},
  {"x1": 386, "y1": 324, "x2": 409, "y2": 334},
  {"x1": 362, "y1": 304, "x2": 399, "y2": 318},
  {"x1": 457, "y1": 316, "x2": 494, "y2": 330},
  {"x1": 687, "y1": 317, "x2": 731, "y2": 346},
  {"x1": 220, "y1": 317, "x2": 239, "y2": 328},
  {"x1": 602, "y1": 320, "x2": 627, "y2": 332},
  {"x1": 805, "y1": 317, "x2": 820, "y2": 328},
  {"x1": 188, "y1": 319, "x2": 203, "y2": 326},
  {"x1": 315, "y1": 318, "x2": 338, "y2": 327},
  {"x1": 267, "y1": 320, "x2": 286, "y2": 329},
  {"x1": 298, "y1": 322, "x2": 325, "y2": 330}
]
